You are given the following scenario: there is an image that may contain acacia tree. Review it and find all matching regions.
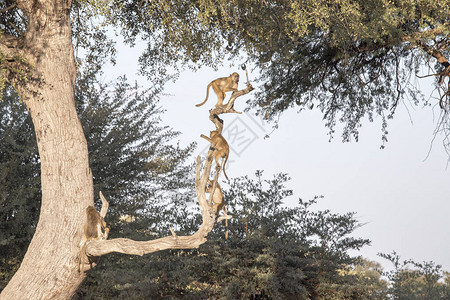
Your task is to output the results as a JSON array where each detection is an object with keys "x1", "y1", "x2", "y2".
[
  {"x1": 0, "y1": 0, "x2": 251, "y2": 298},
  {"x1": 2, "y1": 0, "x2": 448, "y2": 298}
]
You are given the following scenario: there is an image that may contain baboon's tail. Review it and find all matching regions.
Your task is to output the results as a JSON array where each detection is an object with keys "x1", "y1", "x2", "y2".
[
  {"x1": 222, "y1": 155, "x2": 229, "y2": 181},
  {"x1": 224, "y1": 206, "x2": 229, "y2": 240},
  {"x1": 196, "y1": 83, "x2": 211, "y2": 107}
]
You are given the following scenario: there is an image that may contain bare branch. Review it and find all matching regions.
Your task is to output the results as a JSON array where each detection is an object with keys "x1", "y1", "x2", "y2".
[
  {"x1": 208, "y1": 165, "x2": 221, "y2": 205},
  {"x1": 98, "y1": 191, "x2": 109, "y2": 219},
  {"x1": 417, "y1": 73, "x2": 441, "y2": 79},
  {"x1": 211, "y1": 83, "x2": 255, "y2": 115},
  {"x1": 224, "y1": 83, "x2": 255, "y2": 111},
  {"x1": 86, "y1": 233, "x2": 210, "y2": 257},
  {"x1": 85, "y1": 71, "x2": 254, "y2": 261},
  {"x1": 8, "y1": 21, "x2": 24, "y2": 35},
  {"x1": 169, "y1": 227, "x2": 176, "y2": 237},
  {"x1": 217, "y1": 214, "x2": 232, "y2": 223},
  {"x1": 207, "y1": 83, "x2": 255, "y2": 134},
  {"x1": 0, "y1": 3, "x2": 16, "y2": 14},
  {"x1": 86, "y1": 155, "x2": 217, "y2": 257}
]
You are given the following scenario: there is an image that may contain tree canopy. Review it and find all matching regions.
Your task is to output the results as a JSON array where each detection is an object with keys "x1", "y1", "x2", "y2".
[
  {"x1": 71, "y1": 0, "x2": 450, "y2": 144},
  {"x1": 2, "y1": 1, "x2": 449, "y2": 142}
]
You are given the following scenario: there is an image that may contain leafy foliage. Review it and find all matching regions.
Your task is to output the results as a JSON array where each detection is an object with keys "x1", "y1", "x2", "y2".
[
  {"x1": 2, "y1": 1, "x2": 450, "y2": 144},
  {"x1": 3, "y1": 0, "x2": 450, "y2": 144},
  {"x1": 76, "y1": 71, "x2": 196, "y2": 233},
  {"x1": 74, "y1": 172, "x2": 450, "y2": 299},
  {"x1": 379, "y1": 251, "x2": 450, "y2": 300},
  {"x1": 0, "y1": 88, "x2": 40, "y2": 290},
  {"x1": 67, "y1": 1, "x2": 450, "y2": 144},
  {"x1": 331, "y1": 259, "x2": 389, "y2": 300},
  {"x1": 75, "y1": 171, "x2": 375, "y2": 299},
  {"x1": 197, "y1": 1, "x2": 449, "y2": 144}
]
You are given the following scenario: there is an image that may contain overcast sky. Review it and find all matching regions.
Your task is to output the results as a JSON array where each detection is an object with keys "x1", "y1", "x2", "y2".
[{"x1": 103, "y1": 40, "x2": 450, "y2": 272}]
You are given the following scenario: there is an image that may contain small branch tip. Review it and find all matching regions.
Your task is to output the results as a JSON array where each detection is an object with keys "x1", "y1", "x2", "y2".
[{"x1": 170, "y1": 227, "x2": 177, "y2": 237}]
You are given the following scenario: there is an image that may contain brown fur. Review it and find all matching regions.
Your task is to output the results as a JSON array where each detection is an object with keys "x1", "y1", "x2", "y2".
[
  {"x1": 206, "y1": 179, "x2": 229, "y2": 239},
  {"x1": 78, "y1": 206, "x2": 109, "y2": 272},
  {"x1": 201, "y1": 130, "x2": 230, "y2": 180},
  {"x1": 196, "y1": 72, "x2": 239, "y2": 107}
]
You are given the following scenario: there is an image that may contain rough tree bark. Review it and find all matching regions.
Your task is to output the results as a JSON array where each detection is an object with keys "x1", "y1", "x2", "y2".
[
  {"x1": 0, "y1": 0, "x2": 254, "y2": 296},
  {"x1": 0, "y1": 0, "x2": 93, "y2": 298}
]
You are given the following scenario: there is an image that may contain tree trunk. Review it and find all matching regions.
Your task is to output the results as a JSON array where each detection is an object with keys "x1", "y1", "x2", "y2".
[{"x1": 0, "y1": 1, "x2": 92, "y2": 299}]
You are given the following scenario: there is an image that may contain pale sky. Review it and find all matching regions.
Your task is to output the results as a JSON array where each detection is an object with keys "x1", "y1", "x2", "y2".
[{"x1": 103, "y1": 40, "x2": 450, "y2": 272}]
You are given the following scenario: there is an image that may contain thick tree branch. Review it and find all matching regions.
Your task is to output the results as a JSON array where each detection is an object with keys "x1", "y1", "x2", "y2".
[
  {"x1": 87, "y1": 157, "x2": 230, "y2": 259},
  {"x1": 86, "y1": 155, "x2": 216, "y2": 257},
  {"x1": 86, "y1": 231, "x2": 213, "y2": 257}
]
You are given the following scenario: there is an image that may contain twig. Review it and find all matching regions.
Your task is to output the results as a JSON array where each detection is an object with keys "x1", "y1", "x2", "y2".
[
  {"x1": 169, "y1": 227, "x2": 177, "y2": 237},
  {"x1": 0, "y1": 3, "x2": 16, "y2": 14}
]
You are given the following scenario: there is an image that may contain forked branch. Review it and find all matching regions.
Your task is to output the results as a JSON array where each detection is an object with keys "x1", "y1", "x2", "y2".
[
  {"x1": 209, "y1": 82, "x2": 255, "y2": 134},
  {"x1": 85, "y1": 70, "x2": 254, "y2": 259},
  {"x1": 86, "y1": 154, "x2": 216, "y2": 257}
]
